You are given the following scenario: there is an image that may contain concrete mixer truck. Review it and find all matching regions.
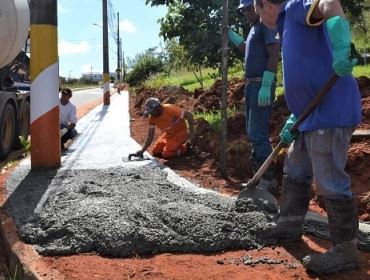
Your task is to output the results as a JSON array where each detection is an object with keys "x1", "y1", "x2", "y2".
[{"x1": 0, "y1": 0, "x2": 30, "y2": 159}]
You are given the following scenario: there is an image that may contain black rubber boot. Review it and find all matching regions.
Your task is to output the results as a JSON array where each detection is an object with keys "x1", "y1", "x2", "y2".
[
  {"x1": 264, "y1": 175, "x2": 311, "y2": 243},
  {"x1": 303, "y1": 196, "x2": 359, "y2": 275}
]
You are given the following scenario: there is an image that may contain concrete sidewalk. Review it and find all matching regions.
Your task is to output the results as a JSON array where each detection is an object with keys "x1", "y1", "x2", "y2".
[{"x1": 0, "y1": 91, "x2": 369, "y2": 279}]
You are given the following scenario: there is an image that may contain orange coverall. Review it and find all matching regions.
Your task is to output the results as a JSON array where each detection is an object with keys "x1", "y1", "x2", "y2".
[{"x1": 149, "y1": 104, "x2": 189, "y2": 159}]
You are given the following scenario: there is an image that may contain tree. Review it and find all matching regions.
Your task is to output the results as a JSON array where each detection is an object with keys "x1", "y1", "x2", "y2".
[
  {"x1": 125, "y1": 49, "x2": 164, "y2": 86},
  {"x1": 164, "y1": 38, "x2": 206, "y2": 88},
  {"x1": 145, "y1": 0, "x2": 367, "y2": 68},
  {"x1": 146, "y1": 0, "x2": 242, "y2": 69}
]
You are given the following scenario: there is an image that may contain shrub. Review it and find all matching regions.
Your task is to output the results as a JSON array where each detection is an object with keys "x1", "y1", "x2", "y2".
[{"x1": 126, "y1": 54, "x2": 163, "y2": 86}]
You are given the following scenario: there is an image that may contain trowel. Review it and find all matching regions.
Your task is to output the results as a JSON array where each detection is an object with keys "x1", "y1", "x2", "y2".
[
  {"x1": 122, "y1": 153, "x2": 151, "y2": 162},
  {"x1": 238, "y1": 74, "x2": 340, "y2": 206}
]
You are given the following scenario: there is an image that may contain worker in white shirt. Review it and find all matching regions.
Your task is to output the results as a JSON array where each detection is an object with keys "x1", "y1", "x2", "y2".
[{"x1": 59, "y1": 88, "x2": 78, "y2": 150}]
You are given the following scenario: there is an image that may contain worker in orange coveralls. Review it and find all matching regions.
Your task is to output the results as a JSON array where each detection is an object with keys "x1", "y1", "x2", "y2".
[{"x1": 136, "y1": 97, "x2": 195, "y2": 159}]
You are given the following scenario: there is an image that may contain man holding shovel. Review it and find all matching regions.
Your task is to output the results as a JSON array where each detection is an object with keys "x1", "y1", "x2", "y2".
[
  {"x1": 135, "y1": 97, "x2": 194, "y2": 159},
  {"x1": 228, "y1": 0, "x2": 280, "y2": 194},
  {"x1": 254, "y1": 0, "x2": 361, "y2": 275}
]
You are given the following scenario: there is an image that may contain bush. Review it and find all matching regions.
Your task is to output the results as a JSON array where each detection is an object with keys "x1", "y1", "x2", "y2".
[{"x1": 126, "y1": 54, "x2": 164, "y2": 86}]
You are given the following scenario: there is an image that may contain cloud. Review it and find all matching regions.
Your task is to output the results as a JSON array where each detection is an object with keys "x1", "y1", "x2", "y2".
[
  {"x1": 59, "y1": 40, "x2": 90, "y2": 55},
  {"x1": 120, "y1": 20, "x2": 136, "y2": 33}
]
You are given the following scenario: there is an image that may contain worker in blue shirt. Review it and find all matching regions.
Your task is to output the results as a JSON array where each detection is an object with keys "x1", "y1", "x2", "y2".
[
  {"x1": 255, "y1": 0, "x2": 361, "y2": 275},
  {"x1": 228, "y1": 0, "x2": 280, "y2": 194}
]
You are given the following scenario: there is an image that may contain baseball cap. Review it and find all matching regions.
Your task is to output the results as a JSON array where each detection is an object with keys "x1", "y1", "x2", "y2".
[
  {"x1": 61, "y1": 88, "x2": 72, "y2": 97},
  {"x1": 237, "y1": 0, "x2": 253, "y2": 10},
  {"x1": 144, "y1": 97, "x2": 161, "y2": 116}
]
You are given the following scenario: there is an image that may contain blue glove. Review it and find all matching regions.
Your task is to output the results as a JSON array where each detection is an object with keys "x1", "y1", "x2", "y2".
[
  {"x1": 258, "y1": 71, "x2": 275, "y2": 107},
  {"x1": 227, "y1": 28, "x2": 244, "y2": 47},
  {"x1": 326, "y1": 16, "x2": 357, "y2": 76},
  {"x1": 280, "y1": 114, "x2": 298, "y2": 144}
]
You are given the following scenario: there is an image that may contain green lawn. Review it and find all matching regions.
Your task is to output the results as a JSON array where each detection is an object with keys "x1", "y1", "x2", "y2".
[{"x1": 144, "y1": 63, "x2": 369, "y2": 94}]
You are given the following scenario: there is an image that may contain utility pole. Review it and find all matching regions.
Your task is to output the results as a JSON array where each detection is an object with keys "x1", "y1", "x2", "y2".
[
  {"x1": 30, "y1": 0, "x2": 61, "y2": 169},
  {"x1": 116, "y1": 12, "x2": 121, "y2": 82},
  {"x1": 102, "y1": 0, "x2": 110, "y2": 105},
  {"x1": 121, "y1": 40, "x2": 126, "y2": 81}
]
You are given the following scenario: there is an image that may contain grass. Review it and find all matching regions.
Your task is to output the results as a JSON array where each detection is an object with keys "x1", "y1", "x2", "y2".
[
  {"x1": 353, "y1": 64, "x2": 370, "y2": 77},
  {"x1": 60, "y1": 83, "x2": 98, "y2": 90},
  {"x1": 143, "y1": 60, "x2": 369, "y2": 95},
  {"x1": 194, "y1": 107, "x2": 237, "y2": 132},
  {"x1": 4, "y1": 263, "x2": 19, "y2": 280}
]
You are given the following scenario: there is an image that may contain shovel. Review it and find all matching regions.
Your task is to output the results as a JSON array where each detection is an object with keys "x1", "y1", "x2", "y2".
[{"x1": 238, "y1": 74, "x2": 339, "y2": 205}]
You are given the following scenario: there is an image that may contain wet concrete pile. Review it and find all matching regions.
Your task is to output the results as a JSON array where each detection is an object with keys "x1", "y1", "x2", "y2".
[{"x1": 5, "y1": 165, "x2": 278, "y2": 257}]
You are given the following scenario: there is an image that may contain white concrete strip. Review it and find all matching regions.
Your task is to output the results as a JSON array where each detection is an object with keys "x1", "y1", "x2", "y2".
[
  {"x1": 306, "y1": 211, "x2": 370, "y2": 234},
  {"x1": 60, "y1": 92, "x2": 154, "y2": 169}
]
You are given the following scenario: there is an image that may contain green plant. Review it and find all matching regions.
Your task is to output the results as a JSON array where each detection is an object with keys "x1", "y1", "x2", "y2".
[
  {"x1": 126, "y1": 52, "x2": 164, "y2": 86},
  {"x1": 5, "y1": 263, "x2": 19, "y2": 280},
  {"x1": 18, "y1": 136, "x2": 31, "y2": 153},
  {"x1": 194, "y1": 107, "x2": 237, "y2": 132},
  {"x1": 352, "y1": 64, "x2": 370, "y2": 77}
]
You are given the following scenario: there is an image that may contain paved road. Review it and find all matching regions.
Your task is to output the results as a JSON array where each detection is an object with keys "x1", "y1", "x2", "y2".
[{"x1": 69, "y1": 87, "x2": 104, "y2": 107}]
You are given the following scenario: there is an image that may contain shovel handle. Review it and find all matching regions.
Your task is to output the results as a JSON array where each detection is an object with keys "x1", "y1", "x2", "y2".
[
  {"x1": 247, "y1": 141, "x2": 285, "y2": 189},
  {"x1": 246, "y1": 73, "x2": 339, "y2": 189}
]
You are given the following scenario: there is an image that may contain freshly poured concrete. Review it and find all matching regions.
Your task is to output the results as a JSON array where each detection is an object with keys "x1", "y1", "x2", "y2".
[
  {"x1": 4, "y1": 92, "x2": 370, "y2": 257},
  {"x1": 5, "y1": 165, "x2": 276, "y2": 256}
]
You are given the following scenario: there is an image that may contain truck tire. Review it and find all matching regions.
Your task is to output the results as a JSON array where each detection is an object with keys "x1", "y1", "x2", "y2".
[
  {"x1": 0, "y1": 103, "x2": 16, "y2": 160},
  {"x1": 14, "y1": 100, "x2": 30, "y2": 149}
]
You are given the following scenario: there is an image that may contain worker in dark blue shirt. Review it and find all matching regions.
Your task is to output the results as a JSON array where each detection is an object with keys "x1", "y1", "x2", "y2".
[{"x1": 228, "y1": 0, "x2": 280, "y2": 194}]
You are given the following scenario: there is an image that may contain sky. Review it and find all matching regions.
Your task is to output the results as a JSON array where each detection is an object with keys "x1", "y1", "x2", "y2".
[{"x1": 57, "y1": 0, "x2": 167, "y2": 79}]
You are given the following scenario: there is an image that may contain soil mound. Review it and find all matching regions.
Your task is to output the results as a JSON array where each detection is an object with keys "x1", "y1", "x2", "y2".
[{"x1": 130, "y1": 77, "x2": 370, "y2": 220}]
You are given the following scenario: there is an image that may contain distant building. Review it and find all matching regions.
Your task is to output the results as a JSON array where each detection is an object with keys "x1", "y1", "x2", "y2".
[{"x1": 81, "y1": 72, "x2": 117, "y2": 82}]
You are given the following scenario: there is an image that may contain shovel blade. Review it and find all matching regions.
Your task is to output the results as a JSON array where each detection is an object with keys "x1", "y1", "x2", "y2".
[{"x1": 238, "y1": 186, "x2": 278, "y2": 207}]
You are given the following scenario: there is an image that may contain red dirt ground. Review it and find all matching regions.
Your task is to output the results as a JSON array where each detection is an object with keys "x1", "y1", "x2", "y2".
[{"x1": 1, "y1": 82, "x2": 370, "y2": 279}]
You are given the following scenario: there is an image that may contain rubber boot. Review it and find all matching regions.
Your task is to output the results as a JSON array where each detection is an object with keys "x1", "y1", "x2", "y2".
[
  {"x1": 264, "y1": 175, "x2": 311, "y2": 243},
  {"x1": 303, "y1": 196, "x2": 359, "y2": 275}
]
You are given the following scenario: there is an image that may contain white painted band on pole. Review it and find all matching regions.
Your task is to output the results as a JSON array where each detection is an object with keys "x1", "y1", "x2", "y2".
[
  {"x1": 103, "y1": 81, "x2": 110, "y2": 93},
  {"x1": 30, "y1": 62, "x2": 59, "y2": 123}
]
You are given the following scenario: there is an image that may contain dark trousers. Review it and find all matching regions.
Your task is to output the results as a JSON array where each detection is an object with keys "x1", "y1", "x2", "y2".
[{"x1": 60, "y1": 124, "x2": 78, "y2": 145}]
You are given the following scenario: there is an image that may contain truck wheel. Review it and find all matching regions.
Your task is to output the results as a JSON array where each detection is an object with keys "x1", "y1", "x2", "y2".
[
  {"x1": 14, "y1": 100, "x2": 30, "y2": 149},
  {"x1": 0, "y1": 103, "x2": 16, "y2": 160}
]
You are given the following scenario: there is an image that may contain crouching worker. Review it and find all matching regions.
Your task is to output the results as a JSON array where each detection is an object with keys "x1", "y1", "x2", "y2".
[
  {"x1": 136, "y1": 97, "x2": 194, "y2": 159},
  {"x1": 59, "y1": 88, "x2": 78, "y2": 150}
]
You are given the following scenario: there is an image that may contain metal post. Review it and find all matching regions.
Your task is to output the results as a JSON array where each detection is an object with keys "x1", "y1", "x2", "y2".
[
  {"x1": 30, "y1": 0, "x2": 61, "y2": 169},
  {"x1": 102, "y1": 0, "x2": 110, "y2": 105}
]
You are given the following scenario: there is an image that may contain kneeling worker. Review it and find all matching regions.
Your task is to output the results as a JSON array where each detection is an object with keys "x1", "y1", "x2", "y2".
[
  {"x1": 59, "y1": 88, "x2": 78, "y2": 150},
  {"x1": 136, "y1": 97, "x2": 194, "y2": 159}
]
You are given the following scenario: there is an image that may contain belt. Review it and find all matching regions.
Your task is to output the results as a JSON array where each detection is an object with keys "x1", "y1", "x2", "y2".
[
  {"x1": 245, "y1": 77, "x2": 262, "y2": 85},
  {"x1": 245, "y1": 77, "x2": 276, "y2": 86}
]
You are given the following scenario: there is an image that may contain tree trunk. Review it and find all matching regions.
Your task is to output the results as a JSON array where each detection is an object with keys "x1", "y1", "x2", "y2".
[{"x1": 220, "y1": 0, "x2": 228, "y2": 178}]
